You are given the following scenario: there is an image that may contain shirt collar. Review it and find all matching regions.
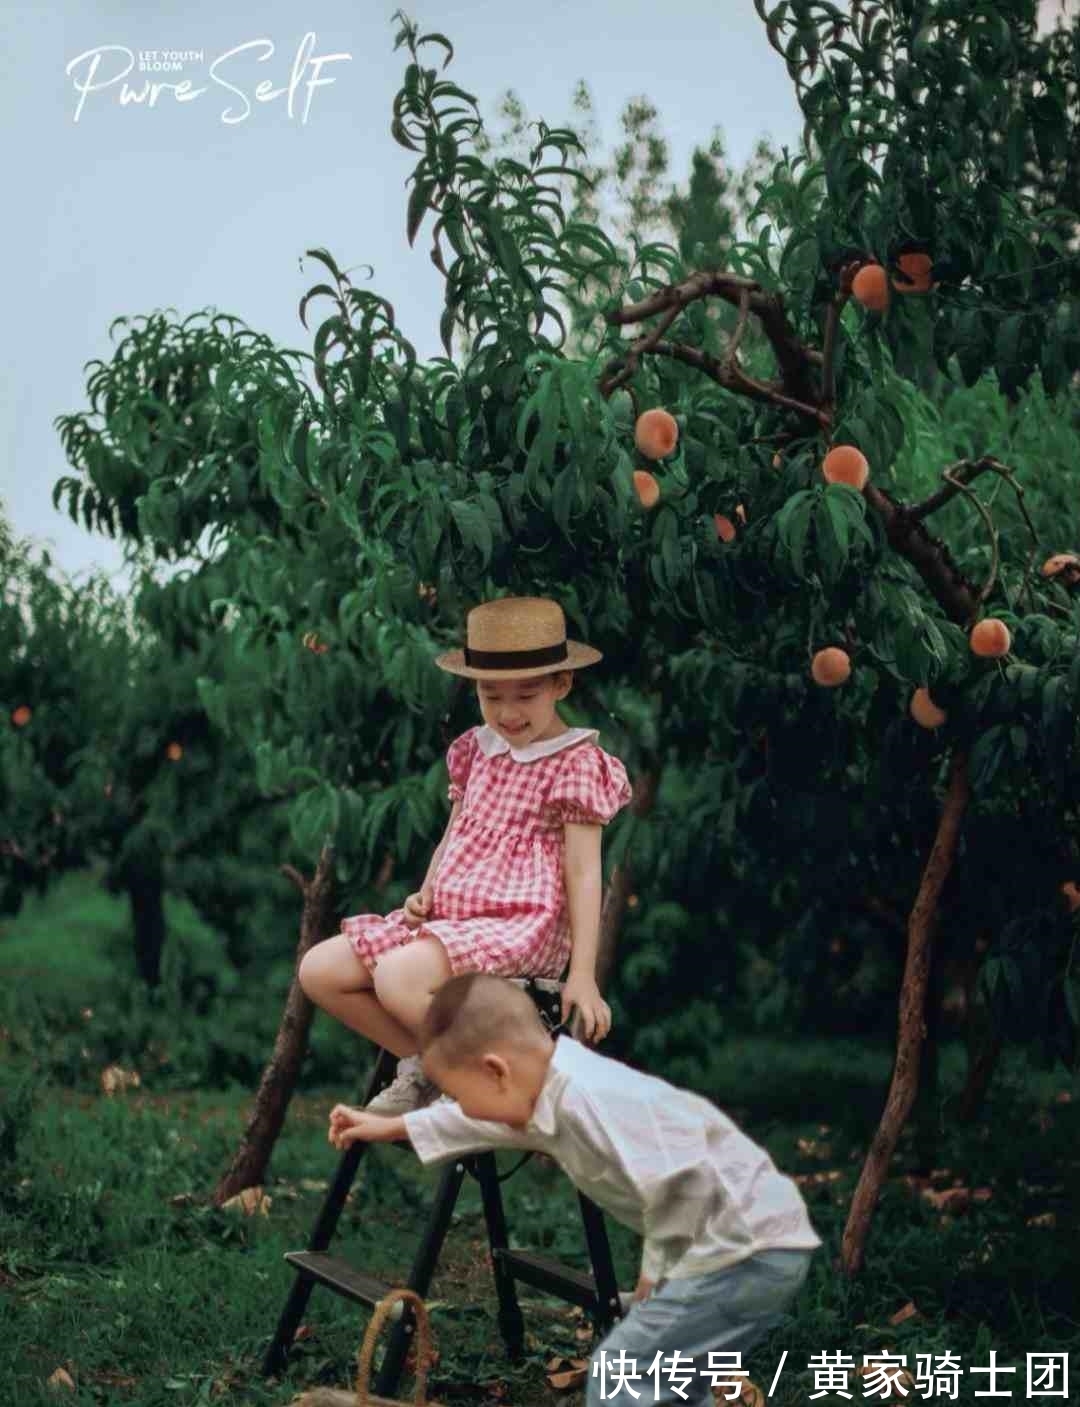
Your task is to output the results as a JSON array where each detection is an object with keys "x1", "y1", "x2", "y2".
[
  {"x1": 525, "y1": 1036, "x2": 578, "y2": 1137},
  {"x1": 474, "y1": 723, "x2": 599, "y2": 764}
]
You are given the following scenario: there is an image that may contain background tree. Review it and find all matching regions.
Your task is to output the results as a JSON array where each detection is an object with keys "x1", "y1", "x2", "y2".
[{"x1": 51, "y1": 2, "x2": 1080, "y2": 1274}]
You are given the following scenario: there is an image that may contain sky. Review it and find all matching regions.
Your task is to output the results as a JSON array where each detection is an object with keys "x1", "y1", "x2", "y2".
[{"x1": 2, "y1": 1, "x2": 1075, "y2": 591}]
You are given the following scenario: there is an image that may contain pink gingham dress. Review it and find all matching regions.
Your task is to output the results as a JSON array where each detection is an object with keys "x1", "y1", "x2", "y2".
[{"x1": 342, "y1": 724, "x2": 632, "y2": 979}]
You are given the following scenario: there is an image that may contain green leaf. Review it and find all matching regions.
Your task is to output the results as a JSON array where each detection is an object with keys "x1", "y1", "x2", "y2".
[
  {"x1": 970, "y1": 725, "x2": 1008, "y2": 793},
  {"x1": 449, "y1": 498, "x2": 493, "y2": 567},
  {"x1": 551, "y1": 463, "x2": 578, "y2": 539},
  {"x1": 407, "y1": 177, "x2": 436, "y2": 247},
  {"x1": 776, "y1": 490, "x2": 815, "y2": 579},
  {"x1": 816, "y1": 491, "x2": 851, "y2": 585},
  {"x1": 418, "y1": 29, "x2": 455, "y2": 68}
]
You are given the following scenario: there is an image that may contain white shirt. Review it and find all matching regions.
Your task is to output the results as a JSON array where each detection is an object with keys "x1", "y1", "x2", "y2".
[{"x1": 403, "y1": 1037, "x2": 821, "y2": 1282}]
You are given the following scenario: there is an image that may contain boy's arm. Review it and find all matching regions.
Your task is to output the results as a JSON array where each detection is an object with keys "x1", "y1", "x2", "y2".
[
  {"x1": 329, "y1": 1107, "x2": 407, "y2": 1148},
  {"x1": 402, "y1": 1099, "x2": 533, "y2": 1165}
]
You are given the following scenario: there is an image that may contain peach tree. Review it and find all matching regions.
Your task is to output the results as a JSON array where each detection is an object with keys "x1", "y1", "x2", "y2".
[{"x1": 54, "y1": 3, "x2": 1080, "y2": 1260}]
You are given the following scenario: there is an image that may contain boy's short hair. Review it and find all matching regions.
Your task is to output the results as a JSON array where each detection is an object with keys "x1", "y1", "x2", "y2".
[{"x1": 419, "y1": 974, "x2": 548, "y2": 1067}]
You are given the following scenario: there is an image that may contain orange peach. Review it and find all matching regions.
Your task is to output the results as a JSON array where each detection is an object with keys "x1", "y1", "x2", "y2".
[
  {"x1": 852, "y1": 262, "x2": 889, "y2": 312},
  {"x1": 166, "y1": 742, "x2": 183, "y2": 762},
  {"x1": 633, "y1": 470, "x2": 660, "y2": 509},
  {"x1": 910, "y1": 688, "x2": 947, "y2": 729},
  {"x1": 822, "y1": 446, "x2": 870, "y2": 491},
  {"x1": 634, "y1": 408, "x2": 679, "y2": 460},
  {"x1": 893, "y1": 251, "x2": 935, "y2": 294},
  {"x1": 11, "y1": 705, "x2": 31, "y2": 727},
  {"x1": 811, "y1": 647, "x2": 851, "y2": 687},
  {"x1": 969, "y1": 618, "x2": 1011, "y2": 658},
  {"x1": 714, "y1": 514, "x2": 737, "y2": 543},
  {"x1": 1041, "y1": 553, "x2": 1080, "y2": 578}
]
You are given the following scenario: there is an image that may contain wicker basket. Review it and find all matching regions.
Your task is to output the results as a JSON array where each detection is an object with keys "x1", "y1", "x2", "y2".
[{"x1": 291, "y1": 1289, "x2": 441, "y2": 1407}]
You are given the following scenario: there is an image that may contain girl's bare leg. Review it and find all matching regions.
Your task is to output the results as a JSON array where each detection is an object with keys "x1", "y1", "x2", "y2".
[
  {"x1": 371, "y1": 935, "x2": 453, "y2": 1035},
  {"x1": 298, "y1": 934, "x2": 419, "y2": 1058}
]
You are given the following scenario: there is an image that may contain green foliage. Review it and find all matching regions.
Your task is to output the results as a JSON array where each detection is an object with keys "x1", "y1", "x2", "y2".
[{"x1": 45, "y1": 4, "x2": 1080, "y2": 1072}]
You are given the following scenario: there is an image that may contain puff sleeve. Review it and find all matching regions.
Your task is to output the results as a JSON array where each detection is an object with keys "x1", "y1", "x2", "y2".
[
  {"x1": 445, "y1": 728, "x2": 479, "y2": 803},
  {"x1": 543, "y1": 744, "x2": 633, "y2": 827}
]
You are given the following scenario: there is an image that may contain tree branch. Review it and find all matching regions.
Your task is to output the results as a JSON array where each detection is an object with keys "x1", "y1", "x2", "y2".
[
  {"x1": 820, "y1": 260, "x2": 859, "y2": 411},
  {"x1": 864, "y1": 486, "x2": 982, "y2": 626},
  {"x1": 604, "y1": 269, "x2": 821, "y2": 408},
  {"x1": 908, "y1": 458, "x2": 999, "y2": 521},
  {"x1": 649, "y1": 341, "x2": 828, "y2": 425}
]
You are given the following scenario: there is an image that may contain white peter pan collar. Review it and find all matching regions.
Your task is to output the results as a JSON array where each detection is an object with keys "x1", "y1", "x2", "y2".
[{"x1": 474, "y1": 723, "x2": 599, "y2": 764}]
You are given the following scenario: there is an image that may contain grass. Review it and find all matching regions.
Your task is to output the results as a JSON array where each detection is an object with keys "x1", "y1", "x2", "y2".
[{"x1": 1, "y1": 873, "x2": 1078, "y2": 1405}]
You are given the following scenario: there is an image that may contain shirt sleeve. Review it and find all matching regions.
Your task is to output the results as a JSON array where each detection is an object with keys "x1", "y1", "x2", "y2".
[
  {"x1": 403, "y1": 1100, "x2": 533, "y2": 1165},
  {"x1": 445, "y1": 728, "x2": 479, "y2": 804},
  {"x1": 543, "y1": 745, "x2": 633, "y2": 827}
]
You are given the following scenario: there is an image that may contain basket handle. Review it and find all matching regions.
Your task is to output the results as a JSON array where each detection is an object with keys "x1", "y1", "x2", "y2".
[{"x1": 355, "y1": 1288, "x2": 432, "y2": 1406}]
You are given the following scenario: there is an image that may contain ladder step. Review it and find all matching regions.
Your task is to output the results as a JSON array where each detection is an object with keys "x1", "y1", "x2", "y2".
[
  {"x1": 284, "y1": 1251, "x2": 394, "y2": 1308},
  {"x1": 494, "y1": 1248, "x2": 606, "y2": 1311}
]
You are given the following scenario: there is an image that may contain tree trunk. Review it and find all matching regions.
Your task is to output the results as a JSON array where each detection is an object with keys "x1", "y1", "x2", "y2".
[
  {"x1": 841, "y1": 752, "x2": 969, "y2": 1276},
  {"x1": 214, "y1": 845, "x2": 338, "y2": 1205},
  {"x1": 913, "y1": 936, "x2": 946, "y2": 1176},
  {"x1": 128, "y1": 858, "x2": 166, "y2": 988},
  {"x1": 957, "y1": 1029, "x2": 1003, "y2": 1123}
]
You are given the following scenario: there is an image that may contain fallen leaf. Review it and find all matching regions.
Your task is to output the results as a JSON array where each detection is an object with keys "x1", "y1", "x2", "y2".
[
  {"x1": 547, "y1": 1361, "x2": 589, "y2": 1391},
  {"x1": 711, "y1": 1373, "x2": 765, "y2": 1407},
  {"x1": 888, "y1": 1301, "x2": 918, "y2": 1326},
  {"x1": 87, "y1": 1370, "x2": 137, "y2": 1389},
  {"x1": 919, "y1": 1185, "x2": 990, "y2": 1214},
  {"x1": 222, "y1": 1185, "x2": 271, "y2": 1216},
  {"x1": 1027, "y1": 1212, "x2": 1056, "y2": 1228},
  {"x1": 169, "y1": 1193, "x2": 197, "y2": 1208},
  {"x1": 46, "y1": 1368, "x2": 76, "y2": 1392},
  {"x1": 853, "y1": 1363, "x2": 915, "y2": 1400},
  {"x1": 100, "y1": 1064, "x2": 141, "y2": 1096}
]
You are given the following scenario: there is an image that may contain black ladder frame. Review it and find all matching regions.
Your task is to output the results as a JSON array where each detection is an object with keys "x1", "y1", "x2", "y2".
[{"x1": 263, "y1": 981, "x2": 624, "y2": 1392}]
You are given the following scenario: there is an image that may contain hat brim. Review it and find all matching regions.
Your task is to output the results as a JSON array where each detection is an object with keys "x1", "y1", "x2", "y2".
[{"x1": 435, "y1": 640, "x2": 602, "y2": 680}]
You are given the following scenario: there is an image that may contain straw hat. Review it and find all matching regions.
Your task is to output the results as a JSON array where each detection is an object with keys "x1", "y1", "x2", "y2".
[{"x1": 435, "y1": 597, "x2": 602, "y2": 681}]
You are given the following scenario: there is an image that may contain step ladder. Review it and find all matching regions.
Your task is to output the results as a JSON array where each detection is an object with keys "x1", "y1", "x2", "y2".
[{"x1": 263, "y1": 979, "x2": 626, "y2": 1392}]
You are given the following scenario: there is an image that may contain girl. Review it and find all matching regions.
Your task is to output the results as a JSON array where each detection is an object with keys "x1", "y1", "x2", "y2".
[{"x1": 298, "y1": 595, "x2": 633, "y2": 1115}]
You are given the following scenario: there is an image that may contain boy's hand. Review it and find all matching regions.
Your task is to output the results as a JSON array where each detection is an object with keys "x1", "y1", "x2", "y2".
[
  {"x1": 561, "y1": 972, "x2": 611, "y2": 1043},
  {"x1": 632, "y1": 1274, "x2": 656, "y2": 1303},
  {"x1": 328, "y1": 1104, "x2": 404, "y2": 1149},
  {"x1": 402, "y1": 885, "x2": 434, "y2": 929}
]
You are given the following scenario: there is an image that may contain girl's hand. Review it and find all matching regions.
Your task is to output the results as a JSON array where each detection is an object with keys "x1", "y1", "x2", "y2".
[
  {"x1": 561, "y1": 973, "x2": 611, "y2": 1044},
  {"x1": 632, "y1": 1273, "x2": 656, "y2": 1303},
  {"x1": 328, "y1": 1104, "x2": 404, "y2": 1148},
  {"x1": 402, "y1": 885, "x2": 434, "y2": 929}
]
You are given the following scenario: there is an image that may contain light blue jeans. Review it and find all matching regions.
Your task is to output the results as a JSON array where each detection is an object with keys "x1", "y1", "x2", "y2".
[{"x1": 586, "y1": 1248, "x2": 814, "y2": 1406}]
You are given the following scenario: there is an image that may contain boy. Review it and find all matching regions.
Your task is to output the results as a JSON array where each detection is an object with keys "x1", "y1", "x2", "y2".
[{"x1": 329, "y1": 974, "x2": 820, "y2": 1406}]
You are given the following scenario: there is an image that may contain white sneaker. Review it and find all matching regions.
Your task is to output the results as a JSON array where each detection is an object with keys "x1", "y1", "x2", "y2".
[{"x1": 365, "y1": 1055, "x2": 440, "y2": 1116}]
